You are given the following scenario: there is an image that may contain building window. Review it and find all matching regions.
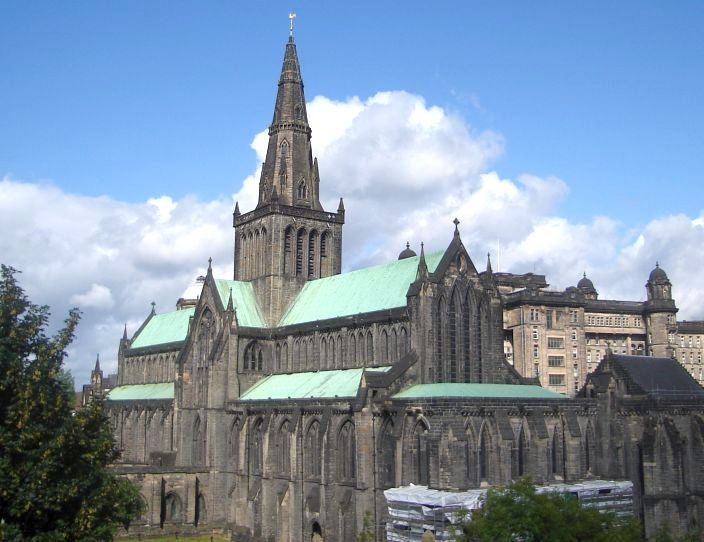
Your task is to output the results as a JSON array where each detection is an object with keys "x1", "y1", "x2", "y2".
[
  {"x1": 548, "y1": 356, "x2": 564, "y2": 367},
  {"x1": 530, "y1": 308, "x2": 539, "y2": 322},
  {"x1": 549, "y1": 374, "x2": 565, "y2": 386},
  {"x1": 338, "y1": 421, "x2": 356, "y2": 482},
  {"x1": 297, "y1": 180, "x2": 308, "y2": 199},
  {"x1": 546, "y1": 310, "x2": 554, "y2": 329},
  {"x1": 572, "y1": 348, "x2": 578, "y2": 359},
  {"x1": 570, "y1": 310, "x2": 578, "y2": 323},
  {"x1": 571, "y1": 329, "x2": 577, "y2": 341},
  {"x1": 547, "y1": 337, "x2": 564, "y2": 349},
  {"x1": 533, "y1": 345, "x2": 539, "y2": 358},
  {"x1": 532, "y1": 327, "x2": 539, "y2": 341}
]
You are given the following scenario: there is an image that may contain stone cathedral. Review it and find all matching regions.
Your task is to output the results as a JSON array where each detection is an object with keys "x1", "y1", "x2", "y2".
[{"x1": 96, "y1": 33, "x2": 704, "y2": 541}]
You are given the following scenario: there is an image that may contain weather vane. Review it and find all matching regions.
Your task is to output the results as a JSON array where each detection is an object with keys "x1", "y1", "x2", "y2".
[{"x1": 289, "y1": 12, "x2": 297, "y2": 36}]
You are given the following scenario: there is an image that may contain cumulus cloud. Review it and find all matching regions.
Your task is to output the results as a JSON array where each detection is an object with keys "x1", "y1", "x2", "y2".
[
  {"x1": 2, "y1": 90, "x2": 703, "y2": 387},
  {"x1": 70, "y1": 283, "x2": 115, "y2": 309}
]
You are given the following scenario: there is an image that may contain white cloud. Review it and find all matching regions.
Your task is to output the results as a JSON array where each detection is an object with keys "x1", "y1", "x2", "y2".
[
  {"x1": 2, "y1": 90, "x2": 703, "y2": 388},
  {"x1": 70, "y1": 283, "x2": 115, "y2": 309}
]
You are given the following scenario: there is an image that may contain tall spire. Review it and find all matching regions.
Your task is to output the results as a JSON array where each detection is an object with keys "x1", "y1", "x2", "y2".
[
  {"x1": 94, "y1": 353, "x2": 101, "y2": 373},
  {"x1": 257, "y1": 33, "x2": 322, "y2": 210}
]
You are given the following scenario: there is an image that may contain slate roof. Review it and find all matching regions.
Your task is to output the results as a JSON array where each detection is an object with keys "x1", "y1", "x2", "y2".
[
  {"x1": 608, "y1": 354, "x2": 704, "y2": 398},
  {"x1": 239, "y1": 366, "x2": 392, "y2": 401},
  {"x1": 391, "y1": 383, "x2": 568, "y2": 400},
  {"x1": 278, "y1": 251, "x2": 443, "y2": 326},
  {"x1": 107, "y1": 382, "x2": 174, "y2": 401}
]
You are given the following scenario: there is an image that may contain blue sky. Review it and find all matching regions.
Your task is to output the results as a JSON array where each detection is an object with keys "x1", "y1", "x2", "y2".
[
  {"x1": 3, "y1": 2, "x2": 703, "y2": 223},
  {"x1": 2, "y1": 2, "x2": 704, "y2": 385}
]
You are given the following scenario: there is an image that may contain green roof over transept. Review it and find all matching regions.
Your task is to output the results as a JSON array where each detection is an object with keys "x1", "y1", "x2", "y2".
[
  {"x1": 278, "y1": 251, "x2": 443, "y2": 326},
  {"x1": 214, "y1": 279, "x2": 266, "y2": 328}
]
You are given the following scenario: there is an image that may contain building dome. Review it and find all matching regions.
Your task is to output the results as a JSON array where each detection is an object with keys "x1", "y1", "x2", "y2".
[
  {"x1": 649, "y1": 262, "x2": 669, "y2": 282},
  {"x1": 577, "y1": 273, "x2": 595, "y2": 291},
  {"x1": 398, "y1": 242, "x2": 417, "y2": 260}
]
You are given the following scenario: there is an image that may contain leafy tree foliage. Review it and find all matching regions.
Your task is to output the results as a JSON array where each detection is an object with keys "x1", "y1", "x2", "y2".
[
  {"x1": 459, "y1": 478, "x2": 641, "y2": 542},
  {"x1": 0, "y1": 265, "x2": 142, "y2": 541}
]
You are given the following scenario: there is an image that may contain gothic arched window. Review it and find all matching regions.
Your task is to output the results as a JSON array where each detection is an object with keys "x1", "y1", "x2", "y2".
[
  {"x1": 448, "y1": 295, "x2": 458, "y2": 382},
  {"x1": 193, "y1": 416, "x2": 205, "y2": 466},
  {"x1": 277, "y1": 420, "x2": 291, "y2": 476},
  {"x1": 280, "y1": 140, "x2": 288, "y2": 157},
  {"x1": 244, "y1": 341, "x2": 263, "y2": 372},
  {"x1": 338, "y1": 421, "x2": 356, "y2": 481},
  {"x1": 296, "y1": 228, "x2": 306, "y2": 276},
  {"x1": 165, "y1": 493, "x2": 182, "y2": 521},
  {"x1": 308, "y1": 230, "x2": 318, "y2": 277},
  {"x1": 297, "y1": 179, "x2": 308, "y2": 199},
  {"x1": 250, "y1": 419, "x2": 264, "y2": 475},
  {"x1": 517, "y1": 425, "x2": 528, "y2": 477},
  {"x1": 305, "y1": 420, "x2": 321, "y2": 478},
  {"x1": 229, "y1": 419, "x2": 240, "y2": 469},
  {"x1": 411, "y1": 421, "x2": 429, "y2": 485},
  {"x1": 284, "y1": 226, "x2": 293, "y2": 273},
  {"x1": 366, "y1": 332, "x2": 373, "y2": 362},
  {"x1": 479, "y1": 424, "x2": 491, "y2": 482},
  {"x1": 379, "y1": 419, "x2": 396, "y2": 487}
]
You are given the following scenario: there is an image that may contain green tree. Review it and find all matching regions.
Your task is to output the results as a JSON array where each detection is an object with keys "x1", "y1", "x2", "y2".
[
  {"x1": 356, "y1": 511, "x2": 374, "y2": 542},
  {"x1": 0, "y1": 265, "x2": 142, "y2": 541},
  {"x1": 459, "y1": 477, "x2": 641, "y2": 542}
]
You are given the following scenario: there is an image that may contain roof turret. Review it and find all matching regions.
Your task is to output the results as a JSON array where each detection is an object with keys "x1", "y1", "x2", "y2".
[
  {"x1": 649, "y1": 262, "x2": 669, "y2": 283},
  {"x1": 398, "y1": 242, "x2": 417, "y2": 260}
]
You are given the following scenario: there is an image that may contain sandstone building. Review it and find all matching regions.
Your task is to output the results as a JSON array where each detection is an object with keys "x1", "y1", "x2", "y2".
[{"x1": 95, "y1": 33, "x2": 704, "y2": 541}]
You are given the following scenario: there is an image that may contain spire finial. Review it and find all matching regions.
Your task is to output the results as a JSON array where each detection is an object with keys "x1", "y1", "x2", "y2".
[
  {"x1": 94, "y1": 353, "x2": 101, "y2": 372},
  {"x1": 150, "y1": 301, "x2": 156, "y2": 315},
  {"x1": 122, "y1": 323, "x2": 128, "y2": 340},
  {"x1": 234, "y1": 201, "x2": 240, "y2": 216},
  {"x1": 656, "y1": 261, "x2": 660, "y2": 268},
  {"x1": 289, "y1": 12, "x2": 297, "y2": 37},
  {"x1": 406, "y1": 242, "x2": 410, "y2": 250},
  {"x1": 583, "y1": 271, "x2": 587, "y2": 278},
  {"x1": 453, "y1": 217, "x2": 460, "y2": 237},
  {"x1": 227, "y1": 287, "x2": 234, "y2": 311},
  {"x1": 486, "y1": 252, "x2": 493, "y2": 274},
  {"x1": 208, "y1": 257, "x2": 212, "y2": 271}
]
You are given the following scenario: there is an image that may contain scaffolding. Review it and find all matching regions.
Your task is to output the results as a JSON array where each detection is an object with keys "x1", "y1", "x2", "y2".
[{"x1": 384, "y1": 479, "x2": 634, "y2": 541}]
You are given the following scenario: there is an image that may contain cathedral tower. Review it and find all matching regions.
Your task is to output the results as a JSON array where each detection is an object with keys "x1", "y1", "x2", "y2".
[{"x1": 233, "y1": 34, "x2": 344, "y2": 325}]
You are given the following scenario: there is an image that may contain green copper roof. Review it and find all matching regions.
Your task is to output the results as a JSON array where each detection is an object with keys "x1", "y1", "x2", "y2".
[
  {"x1": 240, "y1": 366, "x2": 392, "y2": 401},
  {"x1": 214, "y1": 279, "x2": 266, "y2": 328},
  {"x1": 392, "y1": 383, "x2": 568, "y2": 400},
  {"x1": 130, "y1": 307, "x2": 195, "y2": 349},
  {"x1": 279, "y1": 251, "x2": 443, "y2": 326},
  {"x1": 107, "y1": 382, "x2": 174, "y2": 401}
]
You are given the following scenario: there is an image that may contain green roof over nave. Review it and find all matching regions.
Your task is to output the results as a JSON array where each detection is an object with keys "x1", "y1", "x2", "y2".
[
  {"x1": 128, "y1": 252, "x2": 441, "y2": 348},
  {"x1": 278, "y1": 251, "x2": 443, "y2": 326}
]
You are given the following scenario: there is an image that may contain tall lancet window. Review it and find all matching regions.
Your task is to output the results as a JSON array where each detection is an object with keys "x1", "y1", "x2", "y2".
[
  {"x1": 297, "y1": 179, "x2": 308, "y2": 199},
  {"x1": 280, "y1": 140, "x2": 288, "y2": 156}
]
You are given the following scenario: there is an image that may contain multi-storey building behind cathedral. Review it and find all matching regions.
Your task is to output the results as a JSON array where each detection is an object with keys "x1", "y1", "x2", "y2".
[{"x1": 92, "y1": 30, "x2": 704, "y2": 541}]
